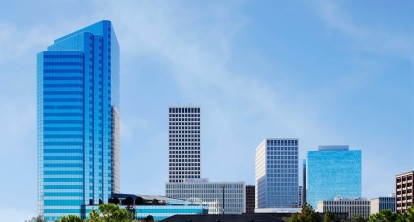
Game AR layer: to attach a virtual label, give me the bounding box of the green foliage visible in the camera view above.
[323,212,335,222]
[348,214,367,222]
[401,204,414,222]
[88,203,135,222]
[290,204,322,222]
[368,209,401,222]
[57,215,85,222]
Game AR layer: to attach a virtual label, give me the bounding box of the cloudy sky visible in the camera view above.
[0,0,413,220]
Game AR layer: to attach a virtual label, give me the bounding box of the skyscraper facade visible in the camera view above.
[255,138,299,208]
[37,20,120,221]
[307,146,361,210]
[168,106,201,183]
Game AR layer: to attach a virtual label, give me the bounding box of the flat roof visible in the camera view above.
[396,171,414,177]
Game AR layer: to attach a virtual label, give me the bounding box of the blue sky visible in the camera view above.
[0,0,413,220]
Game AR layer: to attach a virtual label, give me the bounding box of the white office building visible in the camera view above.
[255,138,299,209]
[317,197,370,219]
[168,106,201,183]
[166,179,246,214]
[370,196,396,215]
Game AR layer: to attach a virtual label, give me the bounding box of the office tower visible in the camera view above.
[246,185,255,213]
[298,186,303,207]
[370,196,396,214]
[166,179,245,214]
[255,138,299,208]
[396,171,414,213]
[306,146,361,210]
[37,20,120,221]
[168,106,201,183]
[317,197,370,219]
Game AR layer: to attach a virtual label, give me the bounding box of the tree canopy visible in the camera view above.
[290,204,322,222]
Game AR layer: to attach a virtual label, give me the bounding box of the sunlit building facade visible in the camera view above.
[168,106,201,183]
[166,180,245,214]
[37,20,120,221]
[255,138,299,209]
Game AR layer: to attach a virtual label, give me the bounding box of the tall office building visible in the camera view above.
[255,138,299,208]
[306,146,361,210]
[168,106,201,183]
[37,20,120,221]
[396,171,413,213]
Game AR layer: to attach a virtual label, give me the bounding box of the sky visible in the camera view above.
[0,0,413,221]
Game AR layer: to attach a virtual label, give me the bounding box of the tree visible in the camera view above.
[24,216,45,222]
[88,203,135,222]
[290,204,322,222]
[349,214,367,222]
[324,212,335,222]
[144,215,154,222]
[401,204,414,222]
[368,209,401,222]
[57,215,85,222]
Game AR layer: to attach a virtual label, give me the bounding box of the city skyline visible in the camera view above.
[0,1,413,221]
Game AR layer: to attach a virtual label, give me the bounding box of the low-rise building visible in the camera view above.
[111,193,207,221]
[370,196,396,214]
[317,197,370,219]
[166,179,245,214]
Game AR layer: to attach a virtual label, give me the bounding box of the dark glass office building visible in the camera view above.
[37,20,120,221]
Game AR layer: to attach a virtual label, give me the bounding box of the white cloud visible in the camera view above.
[309,0,414,61]
[0,207,35,222]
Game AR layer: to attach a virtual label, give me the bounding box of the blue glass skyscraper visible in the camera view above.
[306,146,361,210]
[37,20,120,221]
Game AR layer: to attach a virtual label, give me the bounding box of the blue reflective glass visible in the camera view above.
[307,148,362,209]
[37,20,120,220]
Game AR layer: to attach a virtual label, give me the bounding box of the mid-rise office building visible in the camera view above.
[255,138,299,208]
[299,186,303,207]
[396,171,413,213]
[306,146,361,209]
[37,20,120,221]
[246,185,255,213]
[370,196,396,215]
[166,179,245,214]
[168,106,201,183]
[317,197,370,219]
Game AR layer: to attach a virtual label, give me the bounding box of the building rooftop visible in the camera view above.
[318,145,349,151]
[396,170,414,176]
